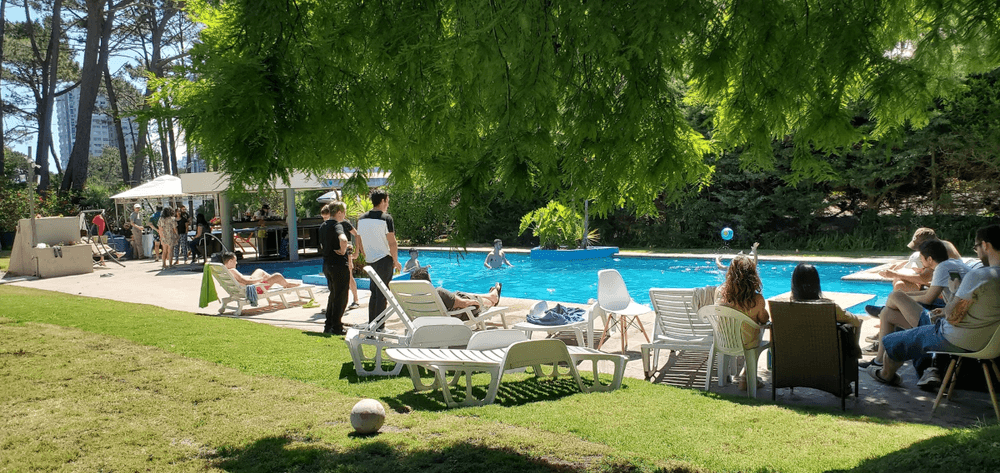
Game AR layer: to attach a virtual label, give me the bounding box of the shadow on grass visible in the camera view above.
[832,422,1000,472]
[337,361,620,412]
[211,435,673,473]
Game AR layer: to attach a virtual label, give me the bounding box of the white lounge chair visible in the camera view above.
[207,262,316,317]
[344,266,473,377]
[640,288,715,388]
[386,330,626,407]
[389,279,509,330]
[512,301,607,349]
[596,269,652,352]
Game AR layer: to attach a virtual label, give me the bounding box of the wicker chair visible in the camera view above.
[769,300,860,410]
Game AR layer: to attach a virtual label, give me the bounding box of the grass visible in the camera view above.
[1,249,9,271]
[3,285,1000,472]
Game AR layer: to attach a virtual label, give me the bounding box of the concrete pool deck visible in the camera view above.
[3,254,997,428]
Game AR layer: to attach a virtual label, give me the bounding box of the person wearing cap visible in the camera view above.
[878,228,962,292]
[129,204,145,259]
[868,225,1000,388]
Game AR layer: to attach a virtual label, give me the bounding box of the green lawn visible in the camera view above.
[2,285,999,472]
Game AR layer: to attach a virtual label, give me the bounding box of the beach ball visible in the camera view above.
[720,227,734,241]
[350,398,386,434]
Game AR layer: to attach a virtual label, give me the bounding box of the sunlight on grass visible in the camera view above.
[3,285,999,472]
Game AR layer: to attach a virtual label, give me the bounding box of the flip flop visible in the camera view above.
[867,365,901,386]
[302,299,319,309]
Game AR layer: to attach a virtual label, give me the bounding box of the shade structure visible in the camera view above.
[111,175,187,201]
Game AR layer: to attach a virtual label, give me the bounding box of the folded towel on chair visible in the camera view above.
[527,303,586,325]
[246,285,259,306]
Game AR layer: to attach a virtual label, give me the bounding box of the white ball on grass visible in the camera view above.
[350,398,386,434]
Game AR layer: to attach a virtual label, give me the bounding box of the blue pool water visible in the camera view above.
[247,251,890,313]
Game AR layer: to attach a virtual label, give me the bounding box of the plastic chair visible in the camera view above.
[596,269,651,353]
[343,266,472,377]
[640,288,715,389]
[930,324,1000,422]
[699,304,771,398]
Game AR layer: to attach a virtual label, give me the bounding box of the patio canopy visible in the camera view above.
[111,175,188,201]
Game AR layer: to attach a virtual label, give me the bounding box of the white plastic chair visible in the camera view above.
[640,288,715,389]
[386,338,586,407]
[390,280,509,330]
[930,324,1000,422]
[206,263,316,317]
[596,269,651,353]
[699,304,771,398]
[343,266,472,377]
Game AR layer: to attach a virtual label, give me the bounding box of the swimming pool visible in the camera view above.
[247,251,890,313]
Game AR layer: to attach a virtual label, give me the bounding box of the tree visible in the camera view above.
[115,0,189,182]
[3,0,72,192]
[165,1,1000,233]
[61,0,121,193]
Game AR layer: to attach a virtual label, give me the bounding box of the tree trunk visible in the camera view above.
[62,0,116,193]
[0,0,7,178]
[103,61,131,184]
[131,119,148,183]
[33,0,65,193]
[167,117,178,174]
[157,117,170,174]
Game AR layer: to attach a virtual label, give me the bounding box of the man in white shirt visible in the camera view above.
[869,225,1000,387]
[356,189,402,323]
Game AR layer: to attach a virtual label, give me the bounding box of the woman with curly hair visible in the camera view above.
[716,253,769,390]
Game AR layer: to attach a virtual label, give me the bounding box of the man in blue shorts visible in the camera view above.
[870,225,1000,387]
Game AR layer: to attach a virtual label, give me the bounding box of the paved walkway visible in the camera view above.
[4,256,996,428]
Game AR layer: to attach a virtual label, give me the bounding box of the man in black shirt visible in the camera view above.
[319,202,359,334]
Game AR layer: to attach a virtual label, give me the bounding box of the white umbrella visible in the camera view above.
[316,190,342,203]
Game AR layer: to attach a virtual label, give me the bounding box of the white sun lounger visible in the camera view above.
[207,262,316,317]
[389,279,510,331]
[386,331,626,407]
[344,266,473,377]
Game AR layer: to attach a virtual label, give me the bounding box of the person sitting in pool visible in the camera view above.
[789,263,863,345]
[409,267,500,319]
[403,248,430,274]
[484,239,513,269]
[715,242,759,271]
[715,253,769,391]
[221,252,299,289]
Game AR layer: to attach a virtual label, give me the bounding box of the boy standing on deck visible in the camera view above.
[356,189,401,323]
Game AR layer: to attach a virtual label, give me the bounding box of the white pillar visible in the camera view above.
[285,188,299,261]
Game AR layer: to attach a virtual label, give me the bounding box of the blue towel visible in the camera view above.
[246,285,259,306]
[527,304,585,326]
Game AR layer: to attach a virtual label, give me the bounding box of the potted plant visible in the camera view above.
[519,201,614,260]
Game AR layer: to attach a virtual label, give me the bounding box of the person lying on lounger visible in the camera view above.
[221,252,299,288]
[409,267,500,318]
